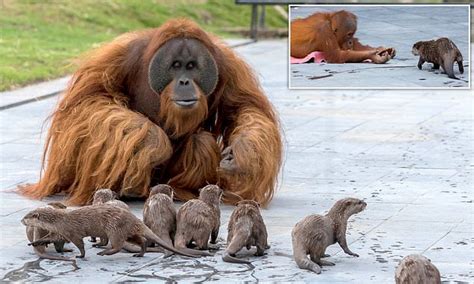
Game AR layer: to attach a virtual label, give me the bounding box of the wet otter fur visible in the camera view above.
[92,188,129,210]
[142,184,175,253]
[175,185,222,252]
[395,254,441,284]
[291,198,367,274]
[412,37,463,79]
[22,204,199,258]
[222,200,269,265]
[25,202,74,261]
[90,188,129,244]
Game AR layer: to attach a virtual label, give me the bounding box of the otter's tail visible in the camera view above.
[451,40,464,75]
[222,252,253,266]
[122,242,165,253]
[123,242,208,257]
[33,246,75,262]
[178,247,213,257]
[292,238,321,274]
[142,225,198,258]
[457,56,464,74]
[443,61,458,80]
[222,228,252,264]
[223,219,252,265]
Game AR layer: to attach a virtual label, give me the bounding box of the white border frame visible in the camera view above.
[287,4,471,90]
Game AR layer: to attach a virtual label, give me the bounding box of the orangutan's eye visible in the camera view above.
[172,61,181,69]
[186,61,195,70]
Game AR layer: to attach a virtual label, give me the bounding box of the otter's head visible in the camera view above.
[344,198,366,215]
[93,188,116,204]
[149,184,174,199]
[199,184,223,205]
[21,207,61,229]
[412,41,423,56]
[237,200,260,208]
[46,202,67,209]
[331,197,367,217]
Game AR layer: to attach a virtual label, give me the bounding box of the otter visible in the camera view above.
[142,184,212,257]
[291,198,367,274]
[175,184,222,251]
[395,254,441,284]
[25,202,73,261]
[142,184,175,254]
[92,186,167,254]
[90,188,129,244]
[412,37,463,79]
[222,200,269,265]
[22,204,199,258]
[92,188,129,210]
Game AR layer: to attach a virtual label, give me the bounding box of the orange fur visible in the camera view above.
[291,10,378,63]
[19,19,282,207]
[218,108,281,206]
[159,81,208,139]
[167,131,220,201]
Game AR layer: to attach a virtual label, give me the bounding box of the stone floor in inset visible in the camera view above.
[290,6,470,88]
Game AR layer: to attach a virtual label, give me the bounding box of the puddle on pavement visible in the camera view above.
[118,257,258,282]
[1,258,79,282]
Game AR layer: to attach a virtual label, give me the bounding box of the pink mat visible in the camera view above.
[291,51,373,64]
[290,51,326,64]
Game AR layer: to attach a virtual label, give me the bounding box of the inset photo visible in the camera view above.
[289,5,471,89]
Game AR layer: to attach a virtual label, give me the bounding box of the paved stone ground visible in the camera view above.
[0,40,473,283]
[290,5,471,88]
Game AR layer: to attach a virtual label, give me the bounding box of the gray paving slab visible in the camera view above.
[290,5,471,88]
[0,40,473,282]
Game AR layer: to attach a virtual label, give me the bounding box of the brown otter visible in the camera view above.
[175,184,222,251]
[143,184,175,254]
[395,254,441,284]
[92,188,129,210]
[22,204,199,258]
[92,186,166,254]
[111,184,208,256]
[291,198,367,274]
[222,200,269,265]
[412,37,464,79]
[25,202,73,261]
[90,188,129,244]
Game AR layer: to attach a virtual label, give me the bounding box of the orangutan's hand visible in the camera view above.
[219,146,238,173]
[219,135,253,174]
[371,51,391,64]
[376,47,396,59]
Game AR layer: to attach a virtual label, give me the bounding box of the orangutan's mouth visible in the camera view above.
[173,99,197,108]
